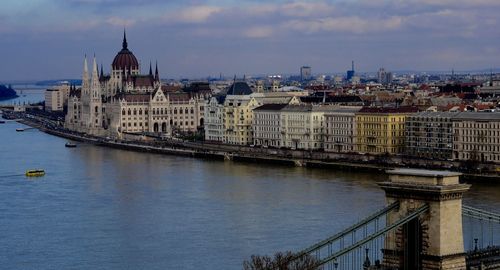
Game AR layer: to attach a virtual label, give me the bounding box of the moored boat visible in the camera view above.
[65,142,77,148]
[25,169,45,177]
[16,128,24,132]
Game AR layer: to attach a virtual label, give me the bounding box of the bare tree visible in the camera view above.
[243,251,318,270]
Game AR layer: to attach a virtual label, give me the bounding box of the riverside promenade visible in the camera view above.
[3,109,500,180]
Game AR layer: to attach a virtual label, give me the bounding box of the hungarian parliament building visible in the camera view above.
[65,32,209,138]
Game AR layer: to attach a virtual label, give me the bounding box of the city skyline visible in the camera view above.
[1,0,499,81]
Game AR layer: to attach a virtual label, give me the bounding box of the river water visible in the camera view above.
[1,92,500,269]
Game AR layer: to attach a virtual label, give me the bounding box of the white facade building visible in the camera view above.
[280,104,335,150]
[452,112,500,163]
[324,107,362,153]
[252,104,288,147]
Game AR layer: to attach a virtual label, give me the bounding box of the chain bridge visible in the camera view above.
[275,169,500,270]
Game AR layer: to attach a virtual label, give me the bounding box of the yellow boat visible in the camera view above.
[26,169,45,177]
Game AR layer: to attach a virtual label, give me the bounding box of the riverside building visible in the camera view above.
[204,82,300,145]
[65,32,208,138]
[45,84,70,112]
[405,111,459,160]
[452,112,500,163]
[280,104,336,150]
[356,107,418,155]
[252,103,288,147]
[324,107,362,153]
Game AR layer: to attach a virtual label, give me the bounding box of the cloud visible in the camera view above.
[106,17,136,27]
[283,16,404,34]
[244,26,274,38]
[281,1,335,17]
[166,5,223,24]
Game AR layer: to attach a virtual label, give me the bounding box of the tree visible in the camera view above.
[243,251,318,270]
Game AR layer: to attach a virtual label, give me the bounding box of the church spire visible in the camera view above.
[91,55,100,92]
[83,54,88,77]
[82,54,89,92]
[155,61,159,81]
[122,28,128,50]
[149,61,153,76]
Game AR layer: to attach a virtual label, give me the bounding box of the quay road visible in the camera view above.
[3,109,500,180]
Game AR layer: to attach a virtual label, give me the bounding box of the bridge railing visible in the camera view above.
[275,202,431,270]
[463,204,500,252]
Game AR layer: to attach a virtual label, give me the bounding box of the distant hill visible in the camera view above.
[0,85,18,101]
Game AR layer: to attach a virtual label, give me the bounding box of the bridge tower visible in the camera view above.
[379,169,470,270]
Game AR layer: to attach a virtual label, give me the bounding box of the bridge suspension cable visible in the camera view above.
[316,204,429,267]
[289,201,400,262]
[463,205,500,223]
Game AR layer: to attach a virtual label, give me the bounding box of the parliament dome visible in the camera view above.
[112,31,139,71]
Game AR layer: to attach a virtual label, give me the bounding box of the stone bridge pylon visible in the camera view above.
[379,169,470,270]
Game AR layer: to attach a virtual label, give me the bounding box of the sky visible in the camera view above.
[0,0,499,81]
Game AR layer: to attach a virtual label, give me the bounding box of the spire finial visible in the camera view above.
[155,61,159,81]
[122,28,128,50]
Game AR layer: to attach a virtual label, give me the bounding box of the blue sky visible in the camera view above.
[1,0,499,81]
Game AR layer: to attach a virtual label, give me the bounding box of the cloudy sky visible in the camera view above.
[1,0,499,81]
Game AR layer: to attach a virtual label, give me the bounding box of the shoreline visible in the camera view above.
[5,111,500,181]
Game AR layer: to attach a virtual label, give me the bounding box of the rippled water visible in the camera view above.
[1,111,500,269]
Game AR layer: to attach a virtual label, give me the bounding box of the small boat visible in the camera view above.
[16,128,24,132]
[65,142,77,148]
[0,120,5,124]
[26,169,45,177]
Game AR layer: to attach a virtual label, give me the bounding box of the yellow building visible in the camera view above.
[223,95,260,145]
[356,107,418,154]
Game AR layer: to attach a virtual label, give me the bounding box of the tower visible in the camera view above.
[89,55,102,130]
[379,169,470,270]
[347,61,355,81]
[80,55,91,131]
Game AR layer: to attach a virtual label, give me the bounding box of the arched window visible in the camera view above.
[139,109,142,115]
[122,109,126,115]
[95,106,98,113]
[145,109,148,115]
[174,109,177,114]
[161,108,164,115]
[128,109,131,115]
[185,108,189,114]
[133,109,137,115]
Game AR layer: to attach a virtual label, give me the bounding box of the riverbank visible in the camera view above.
[4,110,500,180]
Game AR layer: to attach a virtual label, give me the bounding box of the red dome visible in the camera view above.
[112,31,139,71]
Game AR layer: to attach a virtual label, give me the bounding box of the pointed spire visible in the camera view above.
[122,28,128,50]
[83,54,88,75]
[92,54,98,77]
[149,61,153,76]
[155,61,159,81]
[82,54,89,92]
[100,63,104,78]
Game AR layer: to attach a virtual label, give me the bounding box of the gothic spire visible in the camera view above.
[154,61,159,81]
[83,54,88,76]
[82,54,89,91]
[122,28,128,50]
[149,61,153,76]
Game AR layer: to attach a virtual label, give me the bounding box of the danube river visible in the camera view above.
[1,94,500,269]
